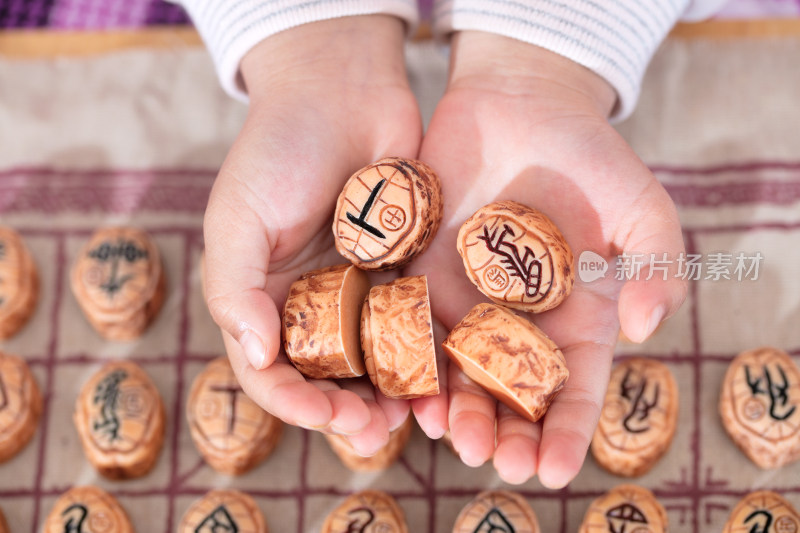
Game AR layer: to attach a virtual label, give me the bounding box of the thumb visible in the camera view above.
[203,180,281,370]
[617,186,688,343]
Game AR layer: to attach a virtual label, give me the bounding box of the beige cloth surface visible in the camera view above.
[0,24,799,532]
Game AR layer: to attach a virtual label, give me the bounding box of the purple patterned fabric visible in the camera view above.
[0,0,797,30]
[0,0,189,29]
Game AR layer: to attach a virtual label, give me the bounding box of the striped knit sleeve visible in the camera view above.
[432,0,727,121]
[178,0,419,102]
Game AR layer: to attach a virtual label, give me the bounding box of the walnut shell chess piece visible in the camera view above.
[43,486,133,533]
[71,227,165,340]
[180,489,268,533]
[719,346,800,469]
[0,506,6,533]
[325,415,412,471]
[722,490,800,533]
[442,303,568,423]
[452,490,540,533]
[591,358,679,477]
[333,157,443,271]
[187,357,283,475]
[457,200,574,313]
[0,351,42,463]
[74,360,165,479]
[283,264,370,379]
[0,227,39,340]
[361,275,439,399]
[322,490,408,533]
[579,484,667,533]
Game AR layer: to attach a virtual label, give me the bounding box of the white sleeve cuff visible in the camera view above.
[179,0,419,102]
[433,0,695,121]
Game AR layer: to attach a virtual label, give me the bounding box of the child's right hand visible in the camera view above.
[202,15,423,455]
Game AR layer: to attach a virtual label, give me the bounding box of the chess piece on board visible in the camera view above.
[592,358,679,477]
[74,360,165,479]
[187,357,282,475]
[720,347,800,469]
[71,227,165,340]
[0,227,39,340]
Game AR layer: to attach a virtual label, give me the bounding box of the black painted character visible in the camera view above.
[61,503,88,533]
[477,224,542,298]
[92,370,127,442]
[473,508,516,533]
[195,505,239,533]
[347,179,387,239]
[745,364,797,421]
[744,509,773,533]
[88,239,148,298]
[620,368,660,434]
[605,503,648,533]
[345,507,375,533]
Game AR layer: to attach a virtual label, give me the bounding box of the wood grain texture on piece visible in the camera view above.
[719,347,800,469]
[579,484,667,533]
[722,490,800,533]
[452,490,540,533]
[322,490,408,533]
[442,303,568,423]
[0,227,39,340]
[361,275,439,399]
[283,264,370,379]
[325,415,412,471]
[457,200,574,313]
[70,227,165,340]
[43,486,133,533]
[0,351,42,463]
[74,360,165,479]
[179,489,268,533]
[187,357,283,475]
[591,358,679,477]
[333,157,443,271]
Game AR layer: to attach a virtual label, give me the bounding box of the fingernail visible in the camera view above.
[643,305,667,340]
[240,329,266,369]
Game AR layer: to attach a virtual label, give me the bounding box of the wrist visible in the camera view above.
[240,15,409,101]
[448,31,617,118]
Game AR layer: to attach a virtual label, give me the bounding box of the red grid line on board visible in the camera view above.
[28,235,66,533]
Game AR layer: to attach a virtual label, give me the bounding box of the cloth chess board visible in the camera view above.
[0,20,799,533]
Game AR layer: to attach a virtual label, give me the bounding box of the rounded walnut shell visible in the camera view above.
[187,357,282,475]
[322,490,408,533]
[43,486,133,533]
[283,264,370,379]
[453,490,541,533]
[74,360,165,479]
[0,351,42,464]
[179,489,268,533]
[723,491,800,533]
[457,200,574,313]
[442,303,568,423]
[333,157,443,271]
[0,227,39,340]
[325,415,412,471]
[361,275,438,399]
[579,484,667,533]
[591,358,679,477]
[719,346,800,469]
[70,227,165,340]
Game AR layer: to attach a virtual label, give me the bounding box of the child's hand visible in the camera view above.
[202,16,422,454]
[407,31,687,486]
